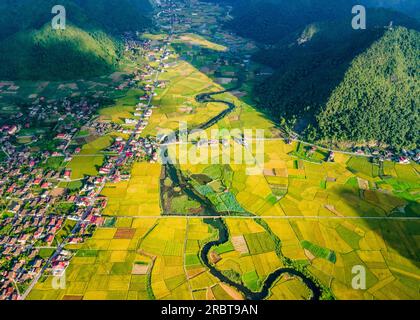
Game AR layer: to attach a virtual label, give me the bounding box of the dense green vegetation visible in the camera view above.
[206,0,419,44]
[254,10,418,123]
[0,24,120,80]
[364,0,420,19]
[205,1,419,149]
[317,27,419,150]
[78,0,152,34]
[0,0,152,41]
[0,0,152,80]
[255,12,418,121]
[222,0,353,44]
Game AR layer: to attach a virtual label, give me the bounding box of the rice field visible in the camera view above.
[28,42,420,301]
[163,54,413,296]
[101,163,162,216]
[66,155,104,180]
[264,217,420,300]
[175,33,227,52]
[65,134,117,179]
[27,217,158,300]
[98,89,145,124]
[211,219,284,292]
[141,61,226,136]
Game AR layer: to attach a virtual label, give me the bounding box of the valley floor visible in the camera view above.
[24,0,420,301]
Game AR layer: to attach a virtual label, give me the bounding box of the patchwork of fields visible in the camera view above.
[141,61,226,137]
[28,217,246,300]
[28,33,420,301]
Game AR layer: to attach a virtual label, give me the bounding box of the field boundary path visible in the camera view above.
[99,215,420,220]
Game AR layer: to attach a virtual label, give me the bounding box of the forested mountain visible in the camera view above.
[316,27,419,150]
[205,0,420,44]
[0,0,152,80]
[253,10,419,150]
[253,9,419,123]
[0,0,152,40]
[207,0,353,44]
[0,25,120,80]
[205,0,419,150]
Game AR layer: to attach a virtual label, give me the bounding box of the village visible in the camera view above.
[0,32,169,300]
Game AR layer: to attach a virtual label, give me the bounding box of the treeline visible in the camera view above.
[0,0,152,41]
[206,0,354,44]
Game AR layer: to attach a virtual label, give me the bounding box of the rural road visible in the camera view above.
[106,215,420,220]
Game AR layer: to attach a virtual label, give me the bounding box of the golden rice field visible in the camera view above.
[98,89,145,124]
[157,67,419,299]
[101,163,162,216]
[264,218,419,300]
[31,52,420,301]
[141,61,226,136]
[27,217,158,300]
[28,218,243,300]
[203,92,277,139]
[175,33,227,52]
[65,133,123,179]
[268,276,312,300]
[66,155,105,180]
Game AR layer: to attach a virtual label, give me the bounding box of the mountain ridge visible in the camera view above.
[0,0,153,80]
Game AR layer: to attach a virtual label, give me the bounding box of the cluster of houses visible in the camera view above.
[122,45,174,136]
[98,136,159,183]
[0,214,65,299]
[0,6,168,300]
[124,32,147,53]
[351,147,420,164]
[80,121,122,138]
[0,149,110,299]
[0,96,123,300]
[0,153,63,202]
[0,171,107,299]
[0,96,110,167]
[0,28,170,300]
[27,98,100,133]
[125,100,154,129]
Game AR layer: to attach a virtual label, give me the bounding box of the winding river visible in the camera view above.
[199,218,321,300]
[159,79,323,300]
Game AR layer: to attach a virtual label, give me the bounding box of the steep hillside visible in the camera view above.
[0,0,152,80]
[224,0,353,44]
[364,0,420,19]
[205,0,420,44]
[0,0,152,40]
[0,24,120,80]
[316,27,419,150]
[75,0,152,34]
[253,9,419,123]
